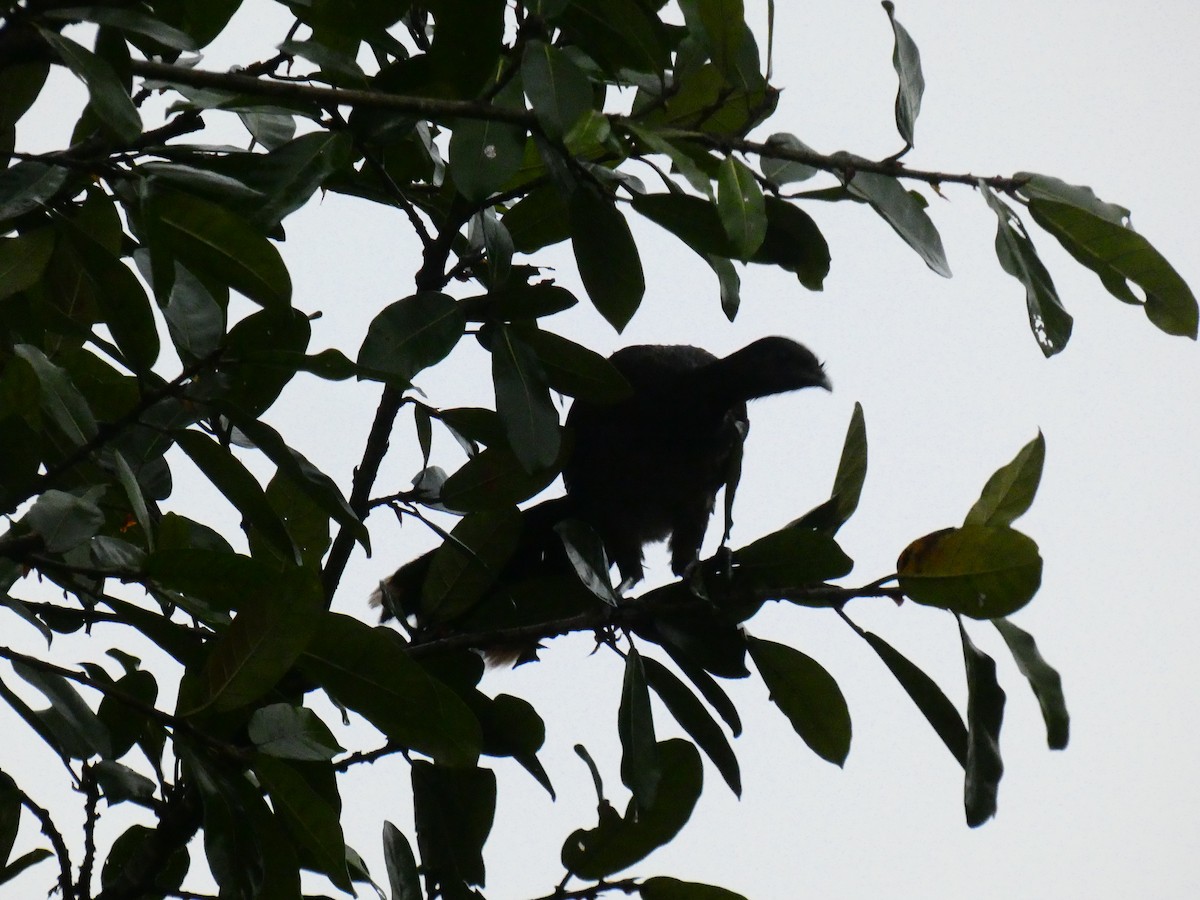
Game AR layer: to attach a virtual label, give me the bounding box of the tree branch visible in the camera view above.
[126,61,1025,193]
[14,785,74,900]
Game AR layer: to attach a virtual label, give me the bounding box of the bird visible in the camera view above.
[563,336,830,587]
[373,336,830,653]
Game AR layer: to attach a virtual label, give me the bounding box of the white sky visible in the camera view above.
[5,1,1199,898]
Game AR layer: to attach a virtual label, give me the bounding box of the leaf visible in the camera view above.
[748,637,851,766]
[299,613,481,766]
[440,445,561,512]
[411,761,496,888]
[619,649,661,810]
[959,621,1006,827]
[383,822,422,900]
[13,344,98,446]
[993,618,1069,750]
[492,324,561,472]
[57,218,160,373]
[38,29,141,142]
[25,488,105,554]
[846,170,950,277]
[421,508,522,622]
[733,526,854,592]
[883,1,924,149]
[523,40,593,139]
[502,185,571,252]
[253,757,351,890]
[43,6,200,51]
[0,228,55,301]
[0,771,20,865]
[642,877,749,900]
[632,192,733,257]
[760,133,819,186]
[706,253,742,320]
[357,291,464,386]
[570,185,646,332]
[0,848,53,886]
[1026,196,1198,339]
[556,0,672,75]
[184,567,323,714]
[716,156,766,258]
[857,629,967,766]
[687,0,747,81]
[751,197,831,290]
[897,525,1043,619]
[642,656,741,796]
[144,188,292,309]
[0,161,71,226]
[561,739,702,879]
[964,432,1045,528]
[623,123,715,197]
[13,661,113,760]
[449,112,527,203]
[248,703,345,761]
[92,760,156,804]
[555,518,620,606]
[519,329,632,402]
[174,430,298,564]
[790,402,867,534]
[982,186,1073,357]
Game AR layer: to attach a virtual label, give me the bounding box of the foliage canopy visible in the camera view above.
[0,1,1194,899]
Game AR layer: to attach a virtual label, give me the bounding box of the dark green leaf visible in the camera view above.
[964,431,1045,528]
[733,526,853,593]
[421,507,522,622]
[1027,196,1198,339]
[642,656,740,796]
[13,661,113,760]
[25,488,105,554]
[632,192,733,257]
[716,156,766,258]
[254,756,351,890]
[13,344,98,446]
[750,197,830,290]
[492,324,561,472]
[570,186,646,332]
[760,133,820,186]
[1016,172,1131,224]
[43,7,200,51]
[440,445,561,511]
[299,613,481,766]
[857,629,967,767]
[983,187,1073,357]
[92,760,156,804]
[220,307,310,416]
[642,876,749,900]
[555,518,620,606]
[706,252,741,320]
[748,637,851,766]
[357,291,464,386]
[144,188,292,309]
[661,644,742,736]
[523,40,593,139]
[846,170,950,277]
[883,1,924,148]
[184,566,322,714]
[993,618,1069,750]
[619,649,661,810]
[791,402,867,534]
[520,328,632,402]
[959,621,1005,827]
[449,112,527,204]
[174,430,298,564]
[556,0,672,75]
[248,703,345,761]
[100,824,187,894]
[0,161,71,225]
[562,739,702,879]
[897,525,1043,619]
[502,185,570,252]
[0,229,55,301]
[623,122,716,196]
[238,110,297,151]
[57,218,160,373]
[38,29,141,142]
[412,761,496,888]
[383,822,422,900]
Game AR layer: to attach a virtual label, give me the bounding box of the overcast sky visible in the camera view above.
[6,1,1200,898]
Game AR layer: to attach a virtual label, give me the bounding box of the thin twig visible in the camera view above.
[15,786,74,900]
